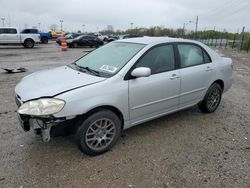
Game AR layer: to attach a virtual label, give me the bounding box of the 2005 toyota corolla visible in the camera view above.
[15,37,233,155]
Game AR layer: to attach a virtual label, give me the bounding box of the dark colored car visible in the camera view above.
[67,35,103,48]
[56,33,82,45]
[107,35,120,42]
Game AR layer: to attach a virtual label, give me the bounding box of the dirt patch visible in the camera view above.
[0,43,249,188]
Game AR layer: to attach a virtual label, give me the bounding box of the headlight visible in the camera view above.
[18,98,65,116]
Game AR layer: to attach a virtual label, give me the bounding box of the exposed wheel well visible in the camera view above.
[24,38,34,42]
[212,80,224,91]
[79,106,124,130]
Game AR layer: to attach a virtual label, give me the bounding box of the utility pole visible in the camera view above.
[130,22,134,30]
[1,18,5,27]
[194,16,198,40]
[82,24,85,33]
[38,22,41,31]
[182,23,186,36]
[60,20,63,31]
[238,26,245,51]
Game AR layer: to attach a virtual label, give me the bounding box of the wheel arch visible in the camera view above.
[212,79,224,91]
[78,105,124,130]
[24,37,34,42]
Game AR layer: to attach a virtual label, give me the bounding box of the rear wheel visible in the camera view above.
[73,43,78,48]
[41,37,48,44]
[24,39,34,48]
[75,110,122,155]
[198,83,222,113]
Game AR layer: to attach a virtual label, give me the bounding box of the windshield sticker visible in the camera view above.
[100,65,118,73]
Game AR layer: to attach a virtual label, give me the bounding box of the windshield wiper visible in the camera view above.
[80,66,100,76]
[69,63,107,77]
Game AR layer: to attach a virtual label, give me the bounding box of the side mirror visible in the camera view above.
[131,67,151,78]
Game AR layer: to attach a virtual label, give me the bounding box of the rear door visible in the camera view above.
[79,36,88,46]
[177,43,214,108]
[128,44,181,124]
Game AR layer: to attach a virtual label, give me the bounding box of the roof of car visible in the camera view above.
[116,36,196,45]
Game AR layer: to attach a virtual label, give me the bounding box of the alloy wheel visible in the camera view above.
[85,118,116,151]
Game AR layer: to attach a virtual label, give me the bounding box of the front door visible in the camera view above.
[128,44,181,124]
[5,28,19,43]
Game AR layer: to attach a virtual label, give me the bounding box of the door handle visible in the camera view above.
[170,74,180,80]
[205,66,213,72]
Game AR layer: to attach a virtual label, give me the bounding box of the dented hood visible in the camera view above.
[15,66,106,102]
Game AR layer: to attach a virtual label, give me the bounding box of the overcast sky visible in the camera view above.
[0,0,250,33]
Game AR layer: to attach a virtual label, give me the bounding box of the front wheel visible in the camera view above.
[198,83,222,113]
[75,110,122,155]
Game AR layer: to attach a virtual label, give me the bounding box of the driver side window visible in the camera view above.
[135,45,175,74]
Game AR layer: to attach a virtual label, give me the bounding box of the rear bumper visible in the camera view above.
[223,75,233,93]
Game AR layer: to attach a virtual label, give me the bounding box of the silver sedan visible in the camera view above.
[15,37,233,155]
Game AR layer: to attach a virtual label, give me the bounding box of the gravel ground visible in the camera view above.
[0,42,249,188]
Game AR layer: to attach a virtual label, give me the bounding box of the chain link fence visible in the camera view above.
[185,32,250,52]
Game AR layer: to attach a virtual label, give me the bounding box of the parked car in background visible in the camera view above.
[21,28,52,44]
[48,30,65,39]
[56,33,82,45]
[107,35,120,42]
[67,35,103,48]
[15,37,233,155]
[95,33,108,42]
[0,27,40,48]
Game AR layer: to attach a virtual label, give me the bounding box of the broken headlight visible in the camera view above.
[18,98,65,116]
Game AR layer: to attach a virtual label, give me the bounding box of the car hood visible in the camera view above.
[15,66,106,102]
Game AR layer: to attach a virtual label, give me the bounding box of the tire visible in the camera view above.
[41,37,48,44]
[73,43,78,48]
[95,43,99,48]
[198,83,222,113]
[75,110,122,156]
[24,39,34,48]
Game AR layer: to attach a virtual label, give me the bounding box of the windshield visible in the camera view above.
[74,42,145,77]
[65,34,72,38]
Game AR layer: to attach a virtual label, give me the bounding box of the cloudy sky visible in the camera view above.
[0,0,250,33]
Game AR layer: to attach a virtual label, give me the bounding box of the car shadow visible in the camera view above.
[27,105,207,157]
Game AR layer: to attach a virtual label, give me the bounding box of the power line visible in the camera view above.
[200,0,249,20]
[201,0,241,18]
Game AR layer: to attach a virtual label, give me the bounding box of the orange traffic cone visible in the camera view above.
[61,37,68,51]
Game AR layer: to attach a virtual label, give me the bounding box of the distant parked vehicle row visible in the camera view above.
[56,33,82,45]
[0,27,40,48]
[21,28,52,44]
[49,30,66,39]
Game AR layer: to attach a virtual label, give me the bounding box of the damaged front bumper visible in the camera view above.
[17,113,66,142]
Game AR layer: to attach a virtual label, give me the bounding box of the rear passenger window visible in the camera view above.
[178,44,204,68]
[0,29,4,34]
[8,29,17,34]
[203,51,211,63]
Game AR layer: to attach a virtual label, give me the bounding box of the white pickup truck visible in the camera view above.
[0,27,40,48]
[95,33,108,42]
